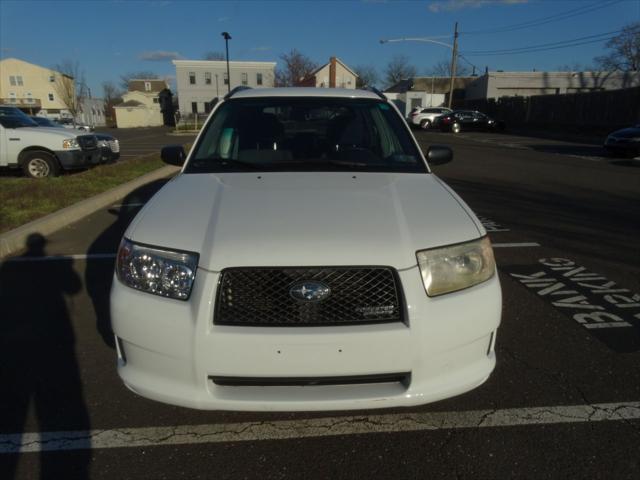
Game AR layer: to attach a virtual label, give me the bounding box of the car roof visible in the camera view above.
[230,87,382,100]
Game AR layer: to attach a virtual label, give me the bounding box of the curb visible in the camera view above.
[0,165,180,259]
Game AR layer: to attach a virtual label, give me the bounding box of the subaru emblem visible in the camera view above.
[289,281,331,302]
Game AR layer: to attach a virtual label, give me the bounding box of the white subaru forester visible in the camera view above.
[111,87,501,411]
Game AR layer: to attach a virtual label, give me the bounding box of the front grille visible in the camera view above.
[211,373,410,387]
[77,135,98,151]
[215,267,404,326]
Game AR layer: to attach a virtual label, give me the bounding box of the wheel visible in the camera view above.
[420,119,431,130]
[21,151,60,178]
[451,123,461,134]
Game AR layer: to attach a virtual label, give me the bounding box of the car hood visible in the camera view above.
[127,172,483,271]
[11,126,79,139]
[609,127,640,138]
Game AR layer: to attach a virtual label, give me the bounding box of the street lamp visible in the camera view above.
[221,31,232,93]
[380,24,459,109]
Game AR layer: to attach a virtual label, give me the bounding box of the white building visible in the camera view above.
[466,71,640,100]
[298,57,358,89]
[114,79,168,128]
[173,60,276,115]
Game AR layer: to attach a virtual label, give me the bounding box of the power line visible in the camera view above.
[462,26,639,57]
[461,0,622,35]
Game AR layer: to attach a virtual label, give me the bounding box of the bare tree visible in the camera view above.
[274,49,317,87]
[203,51,225,60]
[383,54,417,87]
[53,60,86,124]
[119,71,159,91]
[102,81,122,126]
[595,21,640,71]
[426,58,471,77]
[353,65,379,88]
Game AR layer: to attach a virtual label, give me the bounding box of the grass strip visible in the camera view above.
[0,151,176,234]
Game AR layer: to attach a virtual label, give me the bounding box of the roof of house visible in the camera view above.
[128,79,168,93]
[116,100,145,107]
[385,76,478,93]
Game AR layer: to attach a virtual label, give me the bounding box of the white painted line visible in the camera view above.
[493,242,541,248]
[2,401,639,454]
[3,253,116,263]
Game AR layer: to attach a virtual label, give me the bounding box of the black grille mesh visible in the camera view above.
[215,267,403,326]
[77,135,98,150]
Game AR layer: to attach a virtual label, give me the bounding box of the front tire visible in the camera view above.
[21,151,60,178]
[451,123,461,134]
[420,119,431,130]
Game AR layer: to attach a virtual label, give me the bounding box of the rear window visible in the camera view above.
[186,97,425,173]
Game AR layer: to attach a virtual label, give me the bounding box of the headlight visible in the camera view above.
[116,238,199,300]
[417,237,496,297]
[62,138,79,149]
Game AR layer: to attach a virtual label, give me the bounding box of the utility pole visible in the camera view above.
[447,22,459,109]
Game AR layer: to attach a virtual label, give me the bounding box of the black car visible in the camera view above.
[437,110,505,133]
[95,134,120,163]
[604,125,640,158]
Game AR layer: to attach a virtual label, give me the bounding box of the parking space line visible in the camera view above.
[2,401,639,454]
[493,242,541,248]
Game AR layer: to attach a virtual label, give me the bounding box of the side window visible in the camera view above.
[189,72,196,85]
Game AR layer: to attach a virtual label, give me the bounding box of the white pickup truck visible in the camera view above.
[0,106,101,178]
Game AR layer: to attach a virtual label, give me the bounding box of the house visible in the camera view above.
[384,76,477,117]
[466,71,640,100]
[113,79,169,128]
[298,57,358,89]
[173,60,276,115]
[0,57,74,117]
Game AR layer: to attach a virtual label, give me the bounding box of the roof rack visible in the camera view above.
[224,86,252,100]
[363,86,387,100]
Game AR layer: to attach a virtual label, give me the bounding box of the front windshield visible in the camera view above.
[186,97,425,173]
[0,107,39,128]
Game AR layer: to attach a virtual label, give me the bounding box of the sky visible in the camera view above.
[1,0,638,97]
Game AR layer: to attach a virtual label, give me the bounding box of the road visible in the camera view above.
[1,129,639,479]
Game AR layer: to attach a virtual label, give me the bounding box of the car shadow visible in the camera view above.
[85,179,171,349]
[0,234,91,479]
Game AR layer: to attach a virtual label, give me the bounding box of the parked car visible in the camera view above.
[110,86,502,411]
[409,107,452,130]
[0,106,101,178]
[604,125,640,158]
[57,117,94,132]
[437,110,505,133]
[95,133,120,163]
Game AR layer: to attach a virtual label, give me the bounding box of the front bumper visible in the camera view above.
[111,267,501,411]
[54,149,102,170]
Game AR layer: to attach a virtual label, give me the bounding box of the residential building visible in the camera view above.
[298,57,358,89]
[466,71,640,100]
[114,79,169,128]
[0,57,74,117]
[384,77,477,117]
[173,60,276,115]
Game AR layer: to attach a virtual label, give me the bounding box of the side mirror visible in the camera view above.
[161,145,186,166]
[426,145,453,166]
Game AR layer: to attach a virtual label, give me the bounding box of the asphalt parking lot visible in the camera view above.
[1,129,639,479]
[94,126,195,159]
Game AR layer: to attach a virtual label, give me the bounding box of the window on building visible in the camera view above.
[49,75,55,82]
[48,93,55,101]
[9,76,16,86]
[145,81,151,91]
[16,76,23,86]
[26,92,33,104]
[224,72,229,85]
[153,97,159,103]
[257,73,263,86]
[241,73,248,86]
[204,102,212,114]
[191,102,198,113]
[189,72,196,85]
[205,72,212,85]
